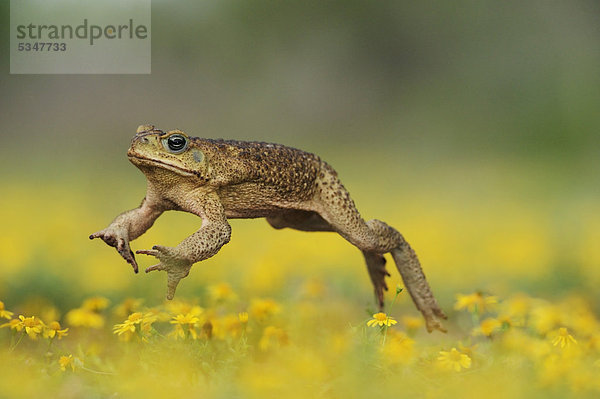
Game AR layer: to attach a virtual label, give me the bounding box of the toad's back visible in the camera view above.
[195,138,325,212]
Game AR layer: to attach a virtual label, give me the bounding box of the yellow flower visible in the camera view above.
[497,314,519,328]
[561,299,600,337]
[0,301,14,320]
[171,313,200,326]
[530,302,562,334]
[208,282,238,302]
[437,348,472,372]
[113,321,136,336]
[367,312,398,327]
[381,331,415,365]
[59,355,76,372]
[586,333,600,352]
[502,293,531,318]
[401,315,424,331]
[458,342,478,358]
[213,315,245,339]
[66,308,105,328]
[474,317,501,337]
[18,315,44,339]
[82,296,110,312]
[568,368,597,393]
[169,324,186,340]
[1,318,22,331]
[551,327,577,349]
[128,312,145,324]
[259,326,288,351]
[113,312,157,340]
[165,300,203,318]
[113,298,144,319]
[169,313,200,340]
[454,292,498,314]
[539,353,572,386]
[140,313,157,331]
[249,298,281,321]
[43,321,69,339]
[238,312,249,324]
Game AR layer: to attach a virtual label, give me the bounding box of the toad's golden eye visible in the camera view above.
[162,134,188,154]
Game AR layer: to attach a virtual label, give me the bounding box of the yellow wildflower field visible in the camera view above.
[0,157,599,399]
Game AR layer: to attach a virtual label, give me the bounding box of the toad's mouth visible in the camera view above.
[127,151,196,177]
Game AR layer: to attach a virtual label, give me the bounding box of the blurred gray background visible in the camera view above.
[1,1,598,165]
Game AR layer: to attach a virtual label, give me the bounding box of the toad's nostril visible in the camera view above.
[140,137,149,144]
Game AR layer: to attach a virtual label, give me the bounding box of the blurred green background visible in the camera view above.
[0,1,599,311]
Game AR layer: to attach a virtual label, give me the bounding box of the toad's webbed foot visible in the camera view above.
[90,227,139,273]
[136,245,193,300]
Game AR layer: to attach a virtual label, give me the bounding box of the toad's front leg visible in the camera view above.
[137,193,231,300]
[90,197,164,273]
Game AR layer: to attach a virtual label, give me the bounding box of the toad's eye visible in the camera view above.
[163,134,188,154]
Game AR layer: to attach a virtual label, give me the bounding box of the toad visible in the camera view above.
[90,125,446,332]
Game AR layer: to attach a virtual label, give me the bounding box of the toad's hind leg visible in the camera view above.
[267,210,390,309]
[367,220,447,332]
[315,165,447,332]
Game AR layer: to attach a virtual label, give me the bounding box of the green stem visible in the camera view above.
[390,287,403,309]
[381,287,402,347]
[152,329,166,339]
[471,304,480,326]
[80,366,116,375]
[9,332,25,352]
[47,337,55,352]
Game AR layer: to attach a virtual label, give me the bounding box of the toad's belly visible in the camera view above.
[217,181,315,219]
[222,199,308,219]
[224,207,282,219]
